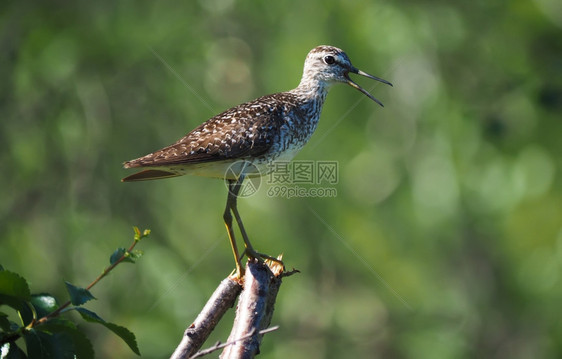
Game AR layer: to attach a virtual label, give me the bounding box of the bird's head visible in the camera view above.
[301,45,392,106]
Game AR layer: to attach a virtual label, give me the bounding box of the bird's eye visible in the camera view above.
[323,55,336,65]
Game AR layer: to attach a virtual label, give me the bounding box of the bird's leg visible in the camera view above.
[224,180,244,278]
[226,174,258,258]
[229,175,285,268]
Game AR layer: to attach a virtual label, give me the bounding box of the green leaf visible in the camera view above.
[110,248,124,265]
[20,294,60,325]
[24,328,76,359]
[129,249,143,260]
[64,282,95,306]
[74,307,140,355]
[31,294,59,317]
[110,248,135,264]
[102,322,140,356]
[0,271,30,299]
[0,270,31,311]
[35,318,94,359]
[73,307,104,323]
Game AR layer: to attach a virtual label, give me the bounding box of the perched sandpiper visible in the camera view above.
[122,45,392,277]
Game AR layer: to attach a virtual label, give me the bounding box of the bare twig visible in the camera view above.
[170,277,243,359]
[189,326,279,359]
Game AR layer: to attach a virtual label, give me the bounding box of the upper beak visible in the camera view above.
[346,67,392,107]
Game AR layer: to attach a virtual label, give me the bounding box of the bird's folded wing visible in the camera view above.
[123,95,289,169]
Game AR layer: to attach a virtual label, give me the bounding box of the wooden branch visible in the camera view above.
[170,277,243,359]
[219,259,284,359]
[170,256,289,359]
[189,326,279,359]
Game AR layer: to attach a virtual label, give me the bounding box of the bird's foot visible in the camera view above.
[245,249,285,272]
[229,263,245,281]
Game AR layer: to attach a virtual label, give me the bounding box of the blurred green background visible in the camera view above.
[1,0,561,358]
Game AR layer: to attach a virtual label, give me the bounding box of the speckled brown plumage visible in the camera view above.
[124,92,309,168]
[122,45,391,182]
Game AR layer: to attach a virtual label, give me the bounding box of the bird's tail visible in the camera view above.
[121,169,181,182]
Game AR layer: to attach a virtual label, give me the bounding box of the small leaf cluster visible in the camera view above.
[0,227,150,358]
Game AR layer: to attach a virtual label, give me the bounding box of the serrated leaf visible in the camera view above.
[64,282,95,306]
[65,328,94,359]
[35,318,94,359]
[74,307,140,355]
[0,271,31,312]
[102,322,140,356]
[0,271,30,299]
[24,328,76,359]
[73,307,104,323]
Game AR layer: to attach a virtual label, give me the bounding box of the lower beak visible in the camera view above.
[346,68,392,107]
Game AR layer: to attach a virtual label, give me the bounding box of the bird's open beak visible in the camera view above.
[346,68,392,107]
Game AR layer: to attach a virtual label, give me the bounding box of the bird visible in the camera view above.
[122,45,392,278]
